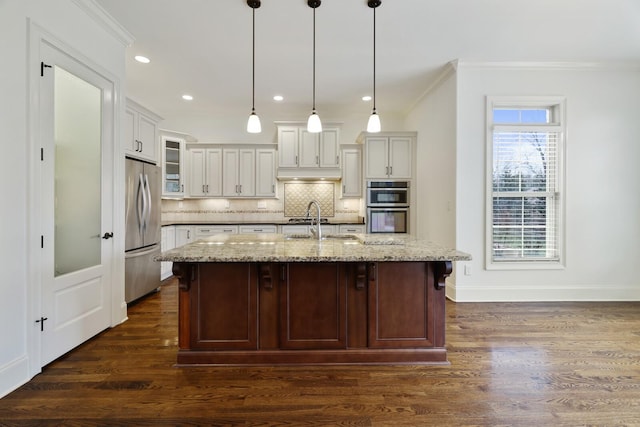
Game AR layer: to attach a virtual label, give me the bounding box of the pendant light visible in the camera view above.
[307,0,322,133]
[367,0,382,133]
[246,0,262,133]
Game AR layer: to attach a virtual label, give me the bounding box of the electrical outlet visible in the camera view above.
[257,201,267,209]
[464,265,471,276]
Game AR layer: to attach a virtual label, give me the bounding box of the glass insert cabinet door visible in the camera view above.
[54,66,102,276]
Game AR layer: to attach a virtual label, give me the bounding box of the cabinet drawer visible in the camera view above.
[338,224,366,234]
[239,225,277,234]
[195,226,238,238]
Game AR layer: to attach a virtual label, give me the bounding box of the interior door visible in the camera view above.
[39,41,113,366]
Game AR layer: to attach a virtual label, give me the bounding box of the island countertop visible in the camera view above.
[156,233,471,263]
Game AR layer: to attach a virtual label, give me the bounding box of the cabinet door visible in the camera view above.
[278,127,299,167]
[222,149,239,196]
[255,149,276,197]
[238,149,255,196]
[138,113,158,162]
[368,262,434,348]
[279,263,347,349]
[188,148,207,196]
[388,137,412,179]
[124,108,137,154]
[205,148,223,196]
[299,130,320,167]
[320,128,340,168]
[189,263,258,350]
[365,137,389,178]
[174,226,193,247]
[162,137,184,197]
[341,148,362,197]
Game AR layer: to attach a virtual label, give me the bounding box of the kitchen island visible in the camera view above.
[156,233,471,365]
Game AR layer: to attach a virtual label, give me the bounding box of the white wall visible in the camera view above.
[405,65,457,246]
[0,0,127,398]
[451,63,640,301]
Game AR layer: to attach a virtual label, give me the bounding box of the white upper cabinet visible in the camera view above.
[278,127,299,168]
[161,136,185,198]
[341,147,362,197]
[186,144,276,199]
[223,148,255,197]
[124,99,162,163]
[189,147,222,197]
[276,123,341,179]
[364,133,414,179]
[255,148,276,197]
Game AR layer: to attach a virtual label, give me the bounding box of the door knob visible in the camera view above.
[102,232,114,239]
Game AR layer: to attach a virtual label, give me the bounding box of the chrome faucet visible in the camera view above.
[305,200,322,240]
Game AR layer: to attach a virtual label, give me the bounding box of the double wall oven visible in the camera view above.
[366,181,410,234]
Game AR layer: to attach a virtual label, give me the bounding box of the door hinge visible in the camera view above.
[40,62,52,77]
[35,316,48,332]
[41,235,44,248]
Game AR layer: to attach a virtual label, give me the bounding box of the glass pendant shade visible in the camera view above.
[367,109,381,133]
[247,110,261,133]
[307,110,322,133]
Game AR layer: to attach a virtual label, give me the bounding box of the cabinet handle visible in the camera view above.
[343,184,346,193]
[206,184,209,193]
[202,184,205,193]
[239,184,242,193]
[181,184,184,192]
[389,166,393,175]
[140,141,143,152]
[356,263,366,290]
[316,155,319,165]
[272,184,275,193]
[187,230,190,239]
[336,155,339,164]
[295,155,298,165]
[385,166,389,175]
[260,264,272,290]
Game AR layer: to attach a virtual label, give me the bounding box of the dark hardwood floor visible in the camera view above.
[1,278,639,426]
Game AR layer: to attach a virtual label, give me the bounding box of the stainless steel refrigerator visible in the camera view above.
[125,157,161,303]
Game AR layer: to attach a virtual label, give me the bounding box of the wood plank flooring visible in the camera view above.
[1,278,639,426]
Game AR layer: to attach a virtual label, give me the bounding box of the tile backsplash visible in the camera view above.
[161,182,362,223]
[283,182,334,217]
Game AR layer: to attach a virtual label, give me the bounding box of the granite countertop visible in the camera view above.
[155,233,471,263]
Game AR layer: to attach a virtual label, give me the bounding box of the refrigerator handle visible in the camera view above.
[144,173,152,233]
[137,173,145,235]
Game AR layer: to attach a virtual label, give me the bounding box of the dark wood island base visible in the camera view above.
[172,260,452,366]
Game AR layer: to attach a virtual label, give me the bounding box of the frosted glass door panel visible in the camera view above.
[54,66,102,276]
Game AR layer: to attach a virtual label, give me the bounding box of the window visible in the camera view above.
[486,97,565,269]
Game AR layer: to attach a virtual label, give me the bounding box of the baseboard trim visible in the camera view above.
[0,355,30,399]
[447,282,640,302]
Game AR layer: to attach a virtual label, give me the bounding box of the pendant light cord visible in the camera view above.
[252,6,256,112]
[372,5,376,111]
[312,6,316,111]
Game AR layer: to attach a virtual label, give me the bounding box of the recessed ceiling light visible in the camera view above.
[134,55,150,64]
[182,94,193,101]
[273,95,284,101]
[362,96,372,102]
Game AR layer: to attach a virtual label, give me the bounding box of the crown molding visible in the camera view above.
[455,60,640,72]
[71,0,135,47]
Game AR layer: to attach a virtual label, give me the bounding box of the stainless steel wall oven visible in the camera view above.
[366,181,410,234]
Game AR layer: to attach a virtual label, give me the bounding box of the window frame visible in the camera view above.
[485,96,566,270]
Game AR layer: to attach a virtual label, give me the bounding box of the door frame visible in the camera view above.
[27,23,127,377]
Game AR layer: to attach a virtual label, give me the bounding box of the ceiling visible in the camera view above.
[95,0,640,136]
